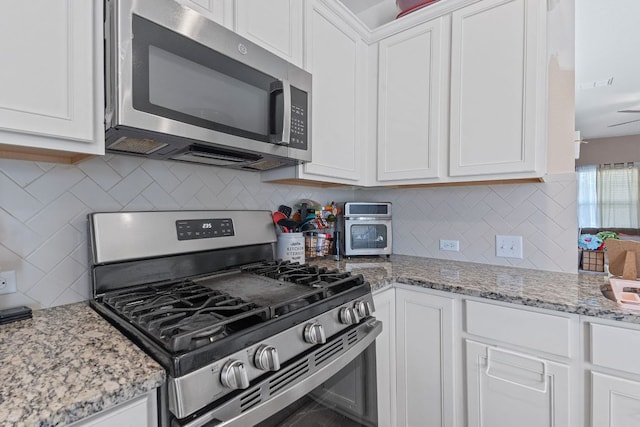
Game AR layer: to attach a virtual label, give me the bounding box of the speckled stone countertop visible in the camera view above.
[0,302,165,427]
[313,255,640,323]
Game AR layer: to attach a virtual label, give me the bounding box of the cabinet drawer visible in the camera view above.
[464,300,573,357]
[591,323,640,375]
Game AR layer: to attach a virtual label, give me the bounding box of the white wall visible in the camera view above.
[0,155,578,310]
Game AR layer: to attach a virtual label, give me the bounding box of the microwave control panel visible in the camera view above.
[289,86,308,150]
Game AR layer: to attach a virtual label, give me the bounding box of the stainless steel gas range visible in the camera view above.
[88,210,380,426]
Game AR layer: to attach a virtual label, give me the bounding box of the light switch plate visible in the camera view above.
[496,235,523,259]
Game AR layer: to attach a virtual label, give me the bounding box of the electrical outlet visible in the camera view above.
[496,235,523,259]
[439,239,460,252]
[0,271,17,295]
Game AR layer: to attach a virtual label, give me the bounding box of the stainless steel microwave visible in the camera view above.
[104,0,312,171]
[344,202,392,257]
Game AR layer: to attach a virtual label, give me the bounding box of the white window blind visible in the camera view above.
[577,163,640,229]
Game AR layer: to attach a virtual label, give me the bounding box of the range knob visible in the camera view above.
[220,360,250,390]
[354,300,372,318]
[339,306,361,325]
[254,345,280,371]
[303,322,326,345]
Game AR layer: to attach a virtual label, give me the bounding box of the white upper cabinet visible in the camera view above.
[302,1,366,182]
[449,0,546,177]
[176,0,233,27]
[262,0,367,184]
[376,16,448,182]
[0,0,104,161]
[235,0,305,67]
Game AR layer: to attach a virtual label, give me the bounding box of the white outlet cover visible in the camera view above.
[496,235,523,259]
[0,270,17,295]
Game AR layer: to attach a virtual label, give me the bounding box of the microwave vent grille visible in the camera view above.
[108,137,168,154]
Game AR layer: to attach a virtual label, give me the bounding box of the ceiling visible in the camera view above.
[575,0,640,140]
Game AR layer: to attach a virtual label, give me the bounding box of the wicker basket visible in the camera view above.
[581,250,604,272]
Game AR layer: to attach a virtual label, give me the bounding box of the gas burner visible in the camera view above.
[103,281,269,352]
[241,262,356,289]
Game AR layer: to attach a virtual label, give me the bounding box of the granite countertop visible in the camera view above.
[0,255,635,426]
[313,254,640,323]
[0,302,165,427]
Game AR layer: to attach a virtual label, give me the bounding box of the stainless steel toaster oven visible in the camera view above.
[343,202,392,257]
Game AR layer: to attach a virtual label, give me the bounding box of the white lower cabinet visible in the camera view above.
[374,288,396,427]
[376,286,640,427]
[68,392,157,427]
[587,320,640,427]
[396,287,456,427]
[592,372,640,427]
[465,340,571,427]
[463,299,579,427]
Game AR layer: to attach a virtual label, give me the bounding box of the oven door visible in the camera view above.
[176,319,381,427]
[344,219,392,256]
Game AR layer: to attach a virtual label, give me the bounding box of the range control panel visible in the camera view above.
[176,219,234,240]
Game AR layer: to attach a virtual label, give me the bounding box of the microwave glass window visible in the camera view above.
[148,46,269,135]
[350,225,388,249]
[132,15,278,142]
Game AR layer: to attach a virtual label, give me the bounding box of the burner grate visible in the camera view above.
[102,280,269,352]
[241,261,359,288]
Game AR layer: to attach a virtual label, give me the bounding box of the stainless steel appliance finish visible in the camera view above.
[89,210,379,426]
[104,0,312,171]
[344,202,393,257]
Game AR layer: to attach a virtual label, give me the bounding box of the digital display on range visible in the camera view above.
[176,219,234,240]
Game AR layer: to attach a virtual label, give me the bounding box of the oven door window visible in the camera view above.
[131,15,279,142]
[255,344,378,427]
[350,224,388,250]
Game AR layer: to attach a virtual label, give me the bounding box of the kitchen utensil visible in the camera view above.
[278,205,292,218]
[272,211,287,232]
[277,218,300,232]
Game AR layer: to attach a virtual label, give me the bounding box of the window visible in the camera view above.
[577,163,640,228]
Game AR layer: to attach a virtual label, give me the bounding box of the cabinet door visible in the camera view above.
[300,1,366,182]
[592,371,640,427]
[396,288,455,427]
[373,288,396,427]
[465,340,571,427]
[176,0,233,27]
[0,1,103,155]
[235,0,304,67]
[449,0,545,177]
[377,17,447,182]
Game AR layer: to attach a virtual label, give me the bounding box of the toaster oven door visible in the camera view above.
[344,219,392,256]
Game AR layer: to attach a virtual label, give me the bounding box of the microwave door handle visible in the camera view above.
[269,79,291,145]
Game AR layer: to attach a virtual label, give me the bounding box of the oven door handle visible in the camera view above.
[182,319,382,427]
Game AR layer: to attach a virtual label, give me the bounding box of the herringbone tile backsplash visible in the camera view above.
[0,155,578,310]
[362,173,578,272]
